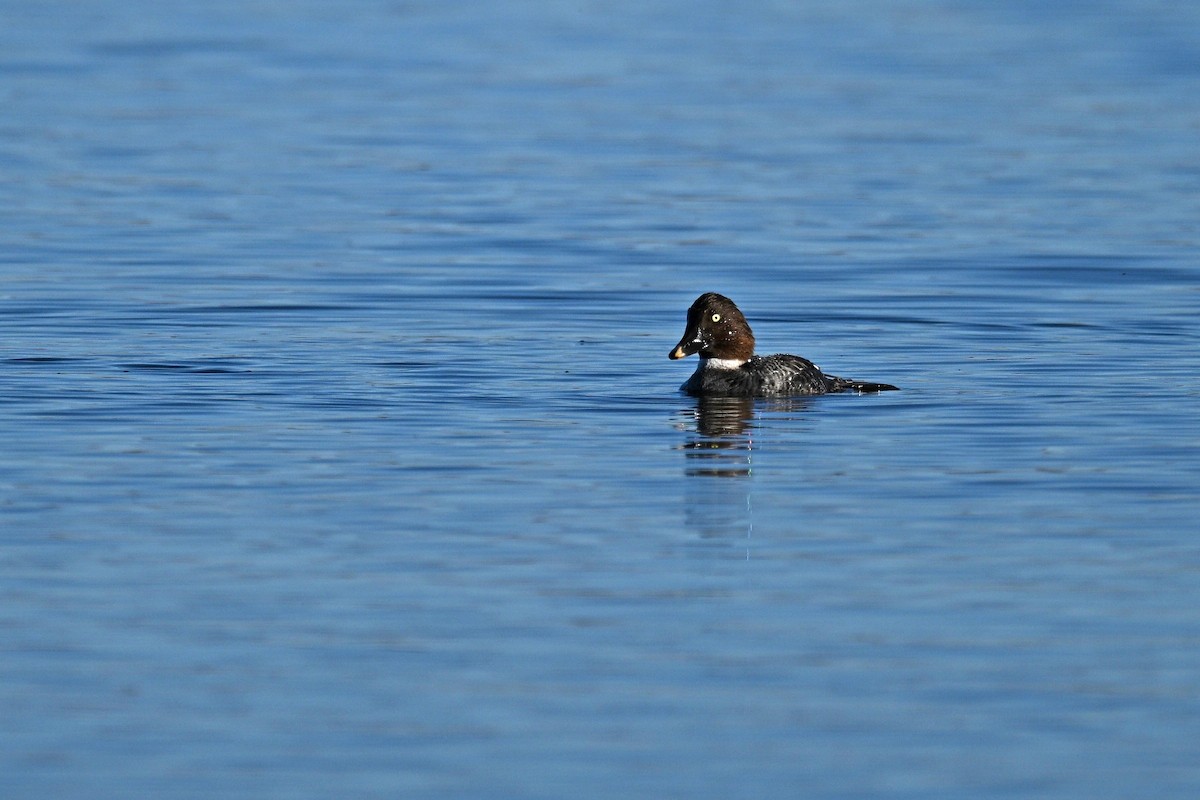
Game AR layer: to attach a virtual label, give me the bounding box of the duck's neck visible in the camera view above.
[700,356,748,370]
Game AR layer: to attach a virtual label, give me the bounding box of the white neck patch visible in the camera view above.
[700,357,747,371]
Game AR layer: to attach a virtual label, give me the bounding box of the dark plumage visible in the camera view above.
[668,292,898,397]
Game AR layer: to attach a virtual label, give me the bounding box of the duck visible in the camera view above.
[668,292,898,397]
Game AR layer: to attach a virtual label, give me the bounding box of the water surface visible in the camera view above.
[2,1,1200,798]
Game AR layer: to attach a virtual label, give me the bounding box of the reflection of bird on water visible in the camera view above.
[676,397,757,549]
[677,396,821,478]
[677,396,825,552]
[679,397,756,478]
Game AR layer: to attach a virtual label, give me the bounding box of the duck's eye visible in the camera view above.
[711,313,721,323]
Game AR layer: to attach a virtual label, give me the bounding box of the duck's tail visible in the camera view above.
[832,377,899,393]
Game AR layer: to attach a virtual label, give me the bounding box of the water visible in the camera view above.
[3,1,1200,797]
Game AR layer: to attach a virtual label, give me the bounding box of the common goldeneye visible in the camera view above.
[669,292,898,397]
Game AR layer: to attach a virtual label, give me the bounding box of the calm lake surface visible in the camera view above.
[3,1,1200,797]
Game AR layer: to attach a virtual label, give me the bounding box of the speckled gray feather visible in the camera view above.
[681,354,882,397]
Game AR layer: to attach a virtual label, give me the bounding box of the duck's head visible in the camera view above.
[669,292,756,365]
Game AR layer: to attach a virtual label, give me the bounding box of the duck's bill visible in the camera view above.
[669,337,702,360]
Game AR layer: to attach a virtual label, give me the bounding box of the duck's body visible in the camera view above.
[669,293,897,398]
[680,353,895,396]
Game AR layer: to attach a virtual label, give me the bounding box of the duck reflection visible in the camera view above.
[676,396,819,476]
[675,397,755,548]
[675,397,817,549]
[679,396,757,478]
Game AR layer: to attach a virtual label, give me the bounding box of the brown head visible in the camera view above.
[668,293,756,363]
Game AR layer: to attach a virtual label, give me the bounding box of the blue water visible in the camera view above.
[3,1,1200,798]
